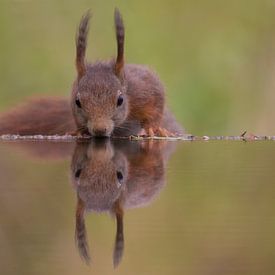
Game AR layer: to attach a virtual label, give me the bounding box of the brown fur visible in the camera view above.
[0,97,75,135]
[114,8,125,78]
[76,10,91,80]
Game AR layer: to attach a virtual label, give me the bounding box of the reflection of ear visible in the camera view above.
[113,200,124,268]
[75,196,91,264]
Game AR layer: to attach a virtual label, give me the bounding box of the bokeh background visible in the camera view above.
[1,2,275,274]
[1,0,275,135]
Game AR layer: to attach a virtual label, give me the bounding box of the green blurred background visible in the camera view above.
[1,0,275,135]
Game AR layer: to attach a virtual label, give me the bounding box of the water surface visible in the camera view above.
[0,140,274,275]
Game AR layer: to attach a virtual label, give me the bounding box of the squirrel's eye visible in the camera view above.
[75,169,82,178]
[116,171,123,182]
[117,94,123,107]
[75,99,82,108]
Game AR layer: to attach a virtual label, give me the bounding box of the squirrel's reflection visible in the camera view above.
[70,139,174,267]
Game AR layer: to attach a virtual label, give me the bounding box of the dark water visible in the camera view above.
[0,140,274,275]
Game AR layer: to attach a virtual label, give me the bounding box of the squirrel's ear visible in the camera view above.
[76,10,91,80]
[114,8,125,79]
[113,199,124,268]
[75,196,91,264]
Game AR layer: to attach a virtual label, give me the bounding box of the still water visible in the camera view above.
[0,139,274,275]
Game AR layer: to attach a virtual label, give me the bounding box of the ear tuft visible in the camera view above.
[76,10,91,80]
[114,8,125,78]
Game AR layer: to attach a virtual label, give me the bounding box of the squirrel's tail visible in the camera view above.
[76,10,91,80]
[114,8,125,77]
[0,97,75,135]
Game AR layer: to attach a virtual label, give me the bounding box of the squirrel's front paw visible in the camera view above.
[69,129,91,138]
[145,127,175,137]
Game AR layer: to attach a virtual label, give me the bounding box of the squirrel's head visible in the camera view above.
[72,9,127,137]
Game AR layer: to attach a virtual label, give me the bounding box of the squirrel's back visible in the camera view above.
[123,64,184,135]
[0,97,75,135]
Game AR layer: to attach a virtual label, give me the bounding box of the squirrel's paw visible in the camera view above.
[69,129,91,138]
[146,127,175,138]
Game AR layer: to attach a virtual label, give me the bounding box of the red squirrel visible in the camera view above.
[0,9,183,137]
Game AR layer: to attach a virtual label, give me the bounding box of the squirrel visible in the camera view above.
[0,9,183,137]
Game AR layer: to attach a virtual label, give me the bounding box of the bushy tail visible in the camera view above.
[0,97,75,135]
[76,10,91,80]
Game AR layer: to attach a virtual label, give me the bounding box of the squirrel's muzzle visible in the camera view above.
[88,120,114,137]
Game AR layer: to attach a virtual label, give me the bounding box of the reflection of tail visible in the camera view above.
[113,201,124,268]
[75,196,91,264]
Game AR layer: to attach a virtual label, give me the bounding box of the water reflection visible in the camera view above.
[70,139,174,267]
[1,141,275,274]
[0,139,174,269]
